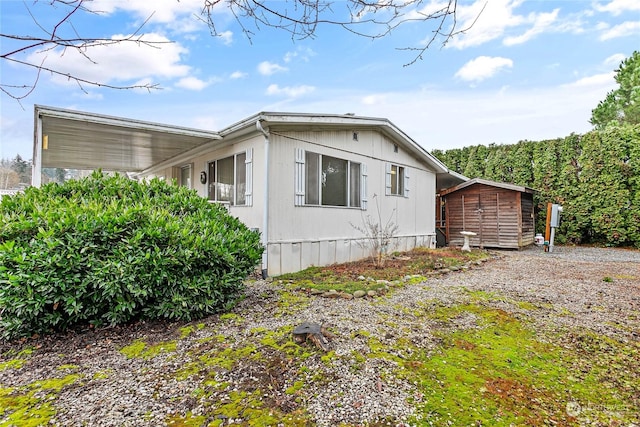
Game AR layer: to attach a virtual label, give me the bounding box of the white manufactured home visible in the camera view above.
[33,106,463,275]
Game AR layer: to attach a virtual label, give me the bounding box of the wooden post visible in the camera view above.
[544,202,552,252]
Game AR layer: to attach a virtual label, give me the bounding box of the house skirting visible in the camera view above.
[267,234,436,276]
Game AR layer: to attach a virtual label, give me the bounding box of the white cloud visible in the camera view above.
[455,56,513,83]
[88,0,203,24]
[284,47,316,63]
[230,71,247,79]
[219,31,234,45]
[444,0,526,49]
[362,95,386,105]
[599,21,640,40]
[503,9,559,45]
[26,33,191,87]
[175,76,210,90]
[593,0,640,16]
[564,72,615,87]
[604,53,627,67]
[266,84,315,97]
[257,61,288,75]
[442,0,580,49]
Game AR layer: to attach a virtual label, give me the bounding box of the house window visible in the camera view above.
[207,150,252,206]
[180,164,192,188]
[386,163,409,197]
[295,149,366,208]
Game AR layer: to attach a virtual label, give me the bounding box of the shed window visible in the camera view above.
[295,148,366,208]
[386,163,409,197]
[207,149,252,206]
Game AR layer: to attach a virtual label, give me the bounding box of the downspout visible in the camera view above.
[256,119,270,279]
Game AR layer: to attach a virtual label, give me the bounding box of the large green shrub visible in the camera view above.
[0,172,263,339]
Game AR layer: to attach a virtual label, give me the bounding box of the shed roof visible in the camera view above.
[439,177,537,196]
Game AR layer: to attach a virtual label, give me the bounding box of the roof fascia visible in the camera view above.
[35,105,222,140]
[219,112,449,173]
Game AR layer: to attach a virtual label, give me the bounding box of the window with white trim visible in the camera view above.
[207,149,253,206]
[295,148,367,208]
[179,164,192,188]
[386,163,409,197]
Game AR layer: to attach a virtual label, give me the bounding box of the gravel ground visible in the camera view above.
[1,246,639,426]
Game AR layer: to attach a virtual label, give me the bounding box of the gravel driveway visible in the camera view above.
[1,246,638,426]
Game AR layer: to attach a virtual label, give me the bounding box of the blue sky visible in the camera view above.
[1,0,639,161]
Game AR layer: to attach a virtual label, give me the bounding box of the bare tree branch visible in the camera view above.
[2,0,472,100]
[399,1,487,66]
[0,0,166,100]
[201,0,473,64]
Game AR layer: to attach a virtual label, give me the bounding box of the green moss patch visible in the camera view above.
[0,348,34,372]
[371,301,640,426]
[169,325,334,425]
[119,339,177,359]
[0,374,80,426]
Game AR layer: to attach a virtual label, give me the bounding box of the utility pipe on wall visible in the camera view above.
[256,119,270,279]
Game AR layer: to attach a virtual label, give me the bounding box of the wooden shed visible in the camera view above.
[438,178,536,249]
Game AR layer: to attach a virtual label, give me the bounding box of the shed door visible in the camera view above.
[462,193,499,248]
[475,193,499,248]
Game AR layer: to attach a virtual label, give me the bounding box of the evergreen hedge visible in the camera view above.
[0,172,263,339]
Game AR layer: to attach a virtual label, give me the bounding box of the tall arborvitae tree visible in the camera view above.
[556,134,583,243]
[532,139,561,205]
[462,145,487,178]
[575,127,633,244]
[511,141,535,186]
[590,51,640,129]
[484,144,511,183]
[627,126,640,245]
[432,148,466,174]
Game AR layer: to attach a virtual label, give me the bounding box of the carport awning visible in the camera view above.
[35,105,221,172]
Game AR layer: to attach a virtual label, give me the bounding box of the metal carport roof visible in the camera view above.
[33,105,221,183]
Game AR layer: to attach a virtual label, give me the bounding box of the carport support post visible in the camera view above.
[32,111,43,187]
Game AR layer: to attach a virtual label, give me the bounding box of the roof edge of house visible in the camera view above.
[218,111,449,173]
[34,104,222,140]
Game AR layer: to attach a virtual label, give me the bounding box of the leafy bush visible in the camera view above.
[0,172,263,339]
